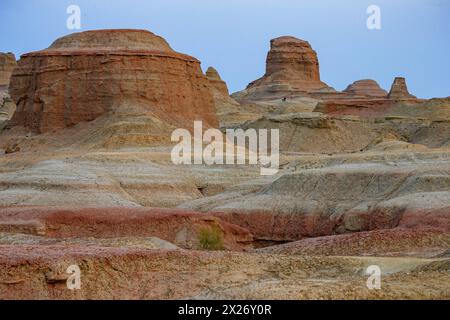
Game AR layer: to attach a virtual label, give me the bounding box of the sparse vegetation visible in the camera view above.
[198,226,224,250]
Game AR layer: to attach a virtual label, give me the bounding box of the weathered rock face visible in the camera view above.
[233,36,333,101]
[343,79,387,98]
[0,54,17,128]
[206,66,229,96]
[0,207,253,251]
[257,228,450,258]
[9,29,218,133]
[265,36,322,82]
[204,66,245,127]
[0,92,16,124]
[0,53,16,88]
[388,77,417,100]
[4,244,448,300]
[184,160,450,241]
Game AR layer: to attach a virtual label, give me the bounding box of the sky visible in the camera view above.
[0,0,449,98]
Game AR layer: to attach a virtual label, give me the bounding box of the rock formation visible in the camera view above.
[0,52,16,88]
[264,36,322,82]
[9,29,218,133]
[205,66,244,127]
[343,79,387,98]
[0,53,17,128]
[388,77,417,99]
[0,31,449,301]
[233,36,333,101]
[204,65,255,127]
[0,207,252,251]
[185,160,450,241]
[206,66,229,96]
[0,92,16,125]
[231,36,426,110]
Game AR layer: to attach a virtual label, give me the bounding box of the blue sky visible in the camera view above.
[0,0,449,98]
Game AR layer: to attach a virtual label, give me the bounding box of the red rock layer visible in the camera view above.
[343,79,387,98]
[257,228,449,257]
[9,29,218,133]
[313,99,395,117]
[0,206,253,250]
[212,206,450,242]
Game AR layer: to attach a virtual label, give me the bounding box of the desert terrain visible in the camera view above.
[0,30,448,299]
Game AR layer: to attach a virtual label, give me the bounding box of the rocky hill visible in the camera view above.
[0,30,448,300]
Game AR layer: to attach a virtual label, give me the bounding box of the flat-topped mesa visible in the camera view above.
[388,77,417,100]
[233,36,333,101]
[0,52,16,88]
[9,29,218,133]
[343,79,387,98]
[206,66,229,96]
[47,29,172,52]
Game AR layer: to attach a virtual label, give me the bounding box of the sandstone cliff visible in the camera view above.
[232,36,333,101]
[206,66,229,96]
[9,29,218,133]
[205,66,246,127]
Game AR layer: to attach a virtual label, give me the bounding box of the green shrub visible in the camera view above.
[198,226,224,250]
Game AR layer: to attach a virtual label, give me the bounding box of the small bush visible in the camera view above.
[198,226,224,250]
